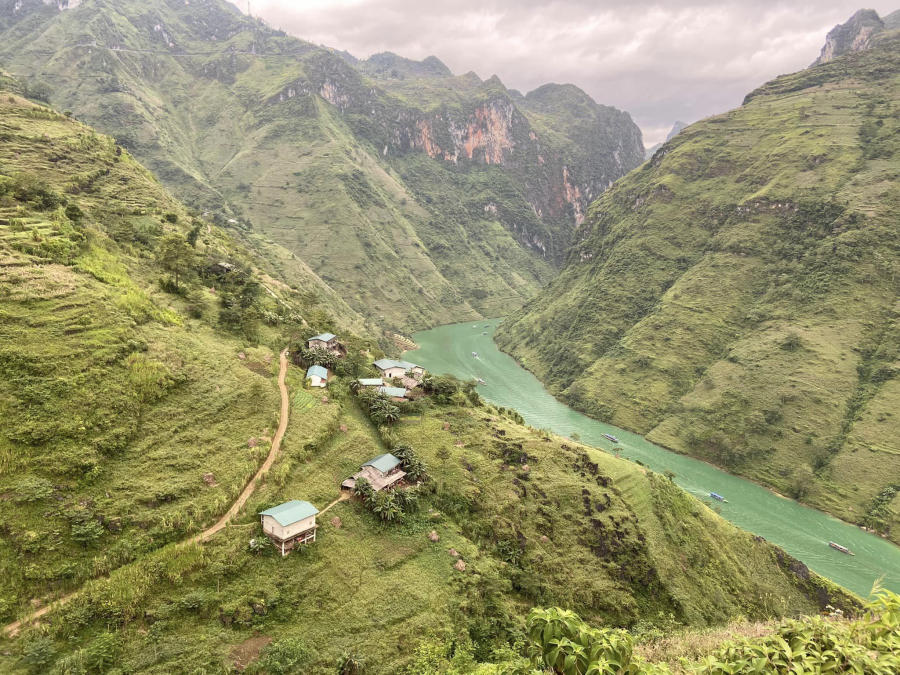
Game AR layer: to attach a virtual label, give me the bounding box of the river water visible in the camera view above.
[405,319,900,597]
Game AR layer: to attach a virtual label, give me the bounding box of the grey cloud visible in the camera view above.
[237,1,895,145]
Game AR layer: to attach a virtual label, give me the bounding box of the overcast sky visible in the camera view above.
[231,1,895,145]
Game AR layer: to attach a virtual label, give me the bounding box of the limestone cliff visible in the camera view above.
[0,0,644,328]
[812,8,885,65]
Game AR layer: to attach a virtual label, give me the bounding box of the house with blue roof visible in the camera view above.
[306,364,328,388]
[379,385,408,400]
[259,500,319,555]
[341,452,406,492]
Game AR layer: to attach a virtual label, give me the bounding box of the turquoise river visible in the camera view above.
[405,319,900,598]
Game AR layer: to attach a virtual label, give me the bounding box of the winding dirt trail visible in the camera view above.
[193,348,291,543]
[2,349,292,637]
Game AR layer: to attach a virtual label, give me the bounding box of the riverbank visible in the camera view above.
[405,319,900,597]
[492,334,893,543]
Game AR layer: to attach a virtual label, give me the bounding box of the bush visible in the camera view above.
[21,636,56,673]
[252,637,314,674]
[7,172,63,210]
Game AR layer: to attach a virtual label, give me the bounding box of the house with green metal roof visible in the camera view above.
[259,500,319,555]
[379,385,408,400]
[341,453,406,492]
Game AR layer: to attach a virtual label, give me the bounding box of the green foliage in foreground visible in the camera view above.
[0,393,857,673]
[512,590,899,674]
[498,30,900,541]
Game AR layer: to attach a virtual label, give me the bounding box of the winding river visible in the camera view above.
[405,319,900,597]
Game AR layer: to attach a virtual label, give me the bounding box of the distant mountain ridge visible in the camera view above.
[644,120,688,159]
[0,0,645,331]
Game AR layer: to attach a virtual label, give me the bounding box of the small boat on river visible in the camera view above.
[709,492,729,503]
[602,433,619,443]
[472,351,478,358]
[829,541,854,555]
[475,377,486,385]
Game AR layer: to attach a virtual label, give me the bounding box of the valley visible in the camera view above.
[407,320,900,597]
[0,1,899,672]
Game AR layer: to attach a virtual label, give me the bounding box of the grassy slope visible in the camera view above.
[0,392,856,673]
[497,33,900,541]
[0,0,645,331]
[0,87,374,622]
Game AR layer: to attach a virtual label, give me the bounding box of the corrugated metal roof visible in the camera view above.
[308,333,336,342]
[358,378,384,386]
[379,386,407,398]
[306,365,328,379]
[259,500,319,526]
[363,453,402,474]
[373,358,420,371]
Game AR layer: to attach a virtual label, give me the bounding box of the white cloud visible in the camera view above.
[235,1,895,146]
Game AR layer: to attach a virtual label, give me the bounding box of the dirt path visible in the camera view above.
[2,349,292,637]
[194,348,291,543]
[319,492,351,515]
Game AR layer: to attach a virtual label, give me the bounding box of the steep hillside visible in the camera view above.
[0,384,856,672]
[0,82,384,623]
[498,27,900,540]
[0,0,644,330]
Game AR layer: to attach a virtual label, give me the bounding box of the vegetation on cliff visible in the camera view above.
[498,27,900,541]
[0,0,644,330]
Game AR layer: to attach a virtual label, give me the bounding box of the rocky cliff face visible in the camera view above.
[812,8,885,65]
[270,51,643,265]
[0,0,644,327]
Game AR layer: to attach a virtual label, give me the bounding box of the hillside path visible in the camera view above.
[2,349,292,637]
[194,348,291,542]
[319,492,351,515]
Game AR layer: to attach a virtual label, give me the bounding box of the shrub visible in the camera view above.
[14,475,54,502]
[252,637,314,674]
[20,636,56,673]
[71,520,105,547]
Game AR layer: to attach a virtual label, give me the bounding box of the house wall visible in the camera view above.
[308,375,326,387]
[380,366,406,379]
[262,514,317,540]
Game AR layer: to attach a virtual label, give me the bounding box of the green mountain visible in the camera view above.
[0,75,860,673]
[0,0,644,331]
[497,21,900,542]
[0,79,385,622]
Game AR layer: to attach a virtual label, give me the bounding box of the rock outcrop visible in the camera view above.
[812,9,884,65]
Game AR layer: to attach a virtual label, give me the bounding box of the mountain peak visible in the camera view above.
[812,8,884,65]
[360,51,452,79]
